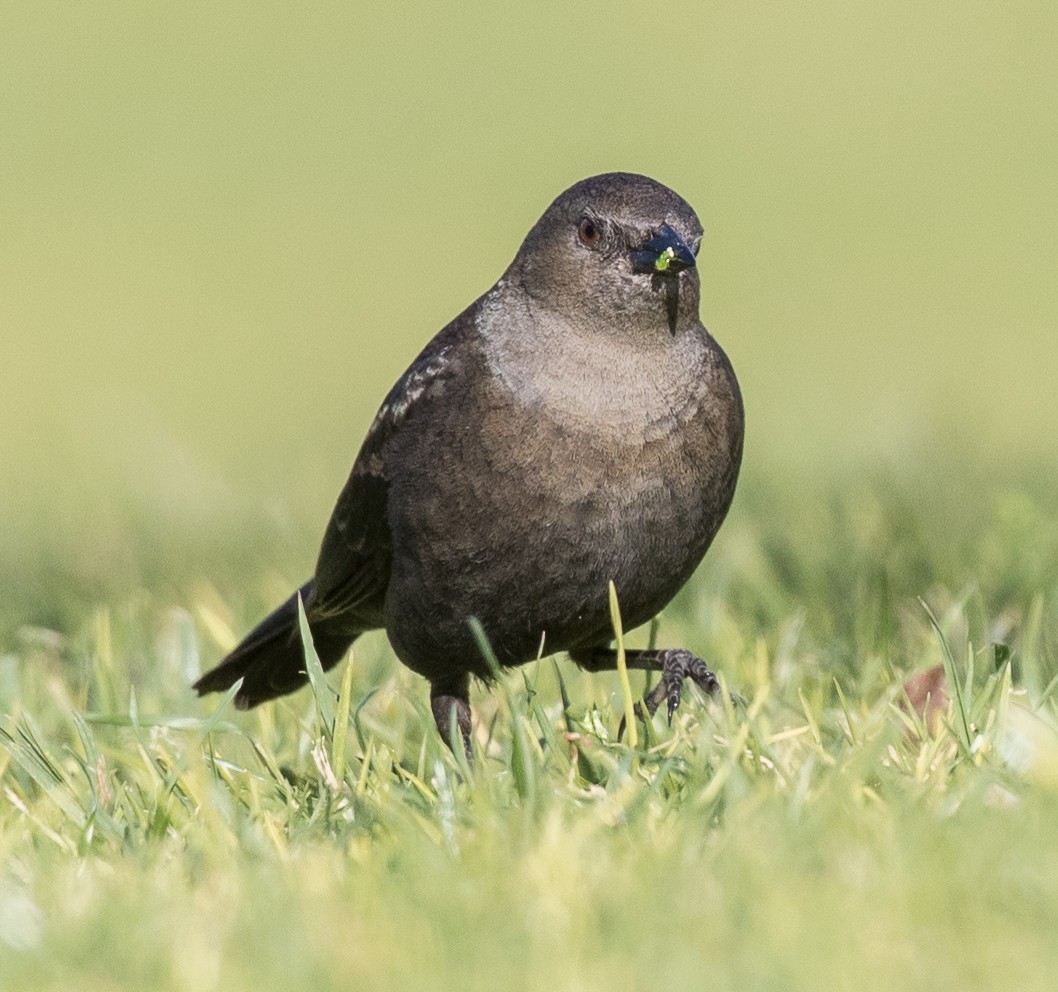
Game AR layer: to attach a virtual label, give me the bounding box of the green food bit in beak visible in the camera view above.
[654,246,677,273]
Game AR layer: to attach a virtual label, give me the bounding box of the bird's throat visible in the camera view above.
[478,289,707,432]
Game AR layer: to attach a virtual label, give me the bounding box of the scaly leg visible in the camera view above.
[430,678,473,762]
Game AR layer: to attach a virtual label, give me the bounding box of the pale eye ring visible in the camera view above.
[577,216,600,247]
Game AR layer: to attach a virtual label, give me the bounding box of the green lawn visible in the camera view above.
[3,455,1057,991]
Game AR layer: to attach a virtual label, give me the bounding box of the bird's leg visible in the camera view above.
[430,678,473,762]
[570,647,720,723]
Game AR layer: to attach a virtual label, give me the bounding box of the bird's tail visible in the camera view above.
[193,580,356,709]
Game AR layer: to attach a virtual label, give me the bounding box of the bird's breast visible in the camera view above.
[471,321,741,580]
[478,291,710,426]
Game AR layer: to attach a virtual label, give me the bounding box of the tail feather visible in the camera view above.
[193,580,356,709]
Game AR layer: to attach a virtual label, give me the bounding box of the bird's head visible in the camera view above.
[512,172,704,337]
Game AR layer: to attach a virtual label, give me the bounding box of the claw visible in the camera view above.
[666,679,682,723]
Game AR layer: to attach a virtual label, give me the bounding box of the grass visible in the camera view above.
[3,454,1058,991]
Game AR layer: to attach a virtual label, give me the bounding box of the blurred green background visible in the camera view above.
[2,2,1056,629]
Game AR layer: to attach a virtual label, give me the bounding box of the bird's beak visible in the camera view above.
[630,224,697,276]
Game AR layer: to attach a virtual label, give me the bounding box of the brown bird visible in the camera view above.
[194,172,744,758]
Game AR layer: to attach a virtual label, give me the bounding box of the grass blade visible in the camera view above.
[921,598,973,756]
[608,581,638,749]
[297,593,336,736]
[332,650,355,784]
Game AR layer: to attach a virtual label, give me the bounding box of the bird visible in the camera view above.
[194,172,744,759]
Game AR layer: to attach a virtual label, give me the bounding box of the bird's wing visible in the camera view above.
[309,313,470,626]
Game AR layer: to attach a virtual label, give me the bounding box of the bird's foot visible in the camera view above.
[641,648,720,723]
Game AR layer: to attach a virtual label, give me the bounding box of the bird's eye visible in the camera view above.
[577,217,600,247]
